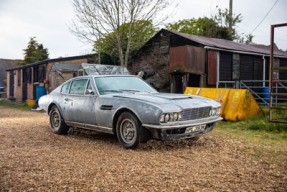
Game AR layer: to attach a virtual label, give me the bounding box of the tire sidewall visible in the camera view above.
[116,112,140,149]
[49,106,67,134]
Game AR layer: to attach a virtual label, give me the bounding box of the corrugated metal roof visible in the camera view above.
[6,55,90,71]
[164,29,287,57]
[54,63,83,73]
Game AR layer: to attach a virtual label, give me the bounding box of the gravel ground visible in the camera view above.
[0,106,286,191]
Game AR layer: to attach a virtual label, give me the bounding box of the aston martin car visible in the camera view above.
[39,75,222,149]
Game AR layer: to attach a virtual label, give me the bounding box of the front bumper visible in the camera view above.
[142,117,223,140]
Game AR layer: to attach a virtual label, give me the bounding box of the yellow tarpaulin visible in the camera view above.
[184,87,263,121]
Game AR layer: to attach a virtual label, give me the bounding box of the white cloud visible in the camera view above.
[0,0,286,60]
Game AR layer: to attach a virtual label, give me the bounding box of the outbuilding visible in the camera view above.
[6,55,90,101]
[131,29,287,93]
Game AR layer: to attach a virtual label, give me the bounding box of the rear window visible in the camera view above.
[61,82,71,94]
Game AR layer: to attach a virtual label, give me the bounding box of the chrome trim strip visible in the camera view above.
[66,121,114,134]
[142,117,223,130]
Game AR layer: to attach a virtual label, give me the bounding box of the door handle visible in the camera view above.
[64,98,72,101]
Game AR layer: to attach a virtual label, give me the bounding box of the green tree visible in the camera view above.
[94,20,158,64]
[166,8,253,44]
[18,37,49,65]
[165,17,231,40]
[213,8,253,43]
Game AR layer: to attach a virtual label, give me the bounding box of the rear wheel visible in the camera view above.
[116,112,149,149]
[49,106,69,134]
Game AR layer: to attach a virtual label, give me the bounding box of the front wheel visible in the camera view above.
[49,106,69,134]
[116,112,145,149]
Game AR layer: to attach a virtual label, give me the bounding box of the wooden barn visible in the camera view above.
[6,55,90,101]
[131,29,287,93]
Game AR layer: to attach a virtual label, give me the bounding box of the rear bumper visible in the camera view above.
[142,117,222,141]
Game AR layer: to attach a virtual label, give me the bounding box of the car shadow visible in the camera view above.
[67,127,219,151]
[138,137,219,151]
[67,127,118,144]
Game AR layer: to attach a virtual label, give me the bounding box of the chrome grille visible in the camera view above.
[181,107,211,121]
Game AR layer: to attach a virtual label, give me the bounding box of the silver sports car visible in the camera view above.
[39,75,222,149]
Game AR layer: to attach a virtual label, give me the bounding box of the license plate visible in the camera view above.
[185,125,206,133]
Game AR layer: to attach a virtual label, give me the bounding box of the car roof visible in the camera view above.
[91,75,136,78]
[69,75,137,80]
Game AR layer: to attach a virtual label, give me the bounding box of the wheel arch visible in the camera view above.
[112,108,142,134]
[48,103,64,118]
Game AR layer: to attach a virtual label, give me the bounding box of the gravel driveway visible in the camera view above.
[0,106,286,191]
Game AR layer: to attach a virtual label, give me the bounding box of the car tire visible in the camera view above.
[116,112,147,149]
[49,105,69,135]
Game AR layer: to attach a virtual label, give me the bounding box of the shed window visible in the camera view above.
[73,70,86,77]
[69,79,88,95]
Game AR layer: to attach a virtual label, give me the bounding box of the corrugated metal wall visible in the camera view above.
[280,58,287,80]
[240,55,254,80]
[207,50,217,85]
[169,45,205,74]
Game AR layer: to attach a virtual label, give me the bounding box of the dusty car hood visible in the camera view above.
[112,93,219,109]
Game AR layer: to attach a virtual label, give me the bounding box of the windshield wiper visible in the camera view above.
[101,89,122,93]
[119,89,141,92]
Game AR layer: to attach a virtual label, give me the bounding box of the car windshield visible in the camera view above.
[94,76,158,95]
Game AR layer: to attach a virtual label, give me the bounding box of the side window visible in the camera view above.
[85,80,94,95]
[87,80,92,90]
[69,79,88,95]
[61,81,71,94]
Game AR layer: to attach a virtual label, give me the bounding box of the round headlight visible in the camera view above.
[210,108,217,116]
[174,113,178,121]
[164,114,170,122]
[178,113,182,120]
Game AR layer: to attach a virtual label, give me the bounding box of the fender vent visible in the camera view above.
[100,105,113,110]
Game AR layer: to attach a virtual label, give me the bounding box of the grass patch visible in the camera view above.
[0,100,41,112]
[215,114,287,145]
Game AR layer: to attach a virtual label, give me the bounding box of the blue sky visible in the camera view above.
[0,0,286,60]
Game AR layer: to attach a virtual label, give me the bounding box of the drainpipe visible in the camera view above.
[262,55,266,88]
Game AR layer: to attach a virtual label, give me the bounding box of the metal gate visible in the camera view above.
[269,23,287,124]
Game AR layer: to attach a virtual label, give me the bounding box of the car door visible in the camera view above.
[65,78,98,125]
